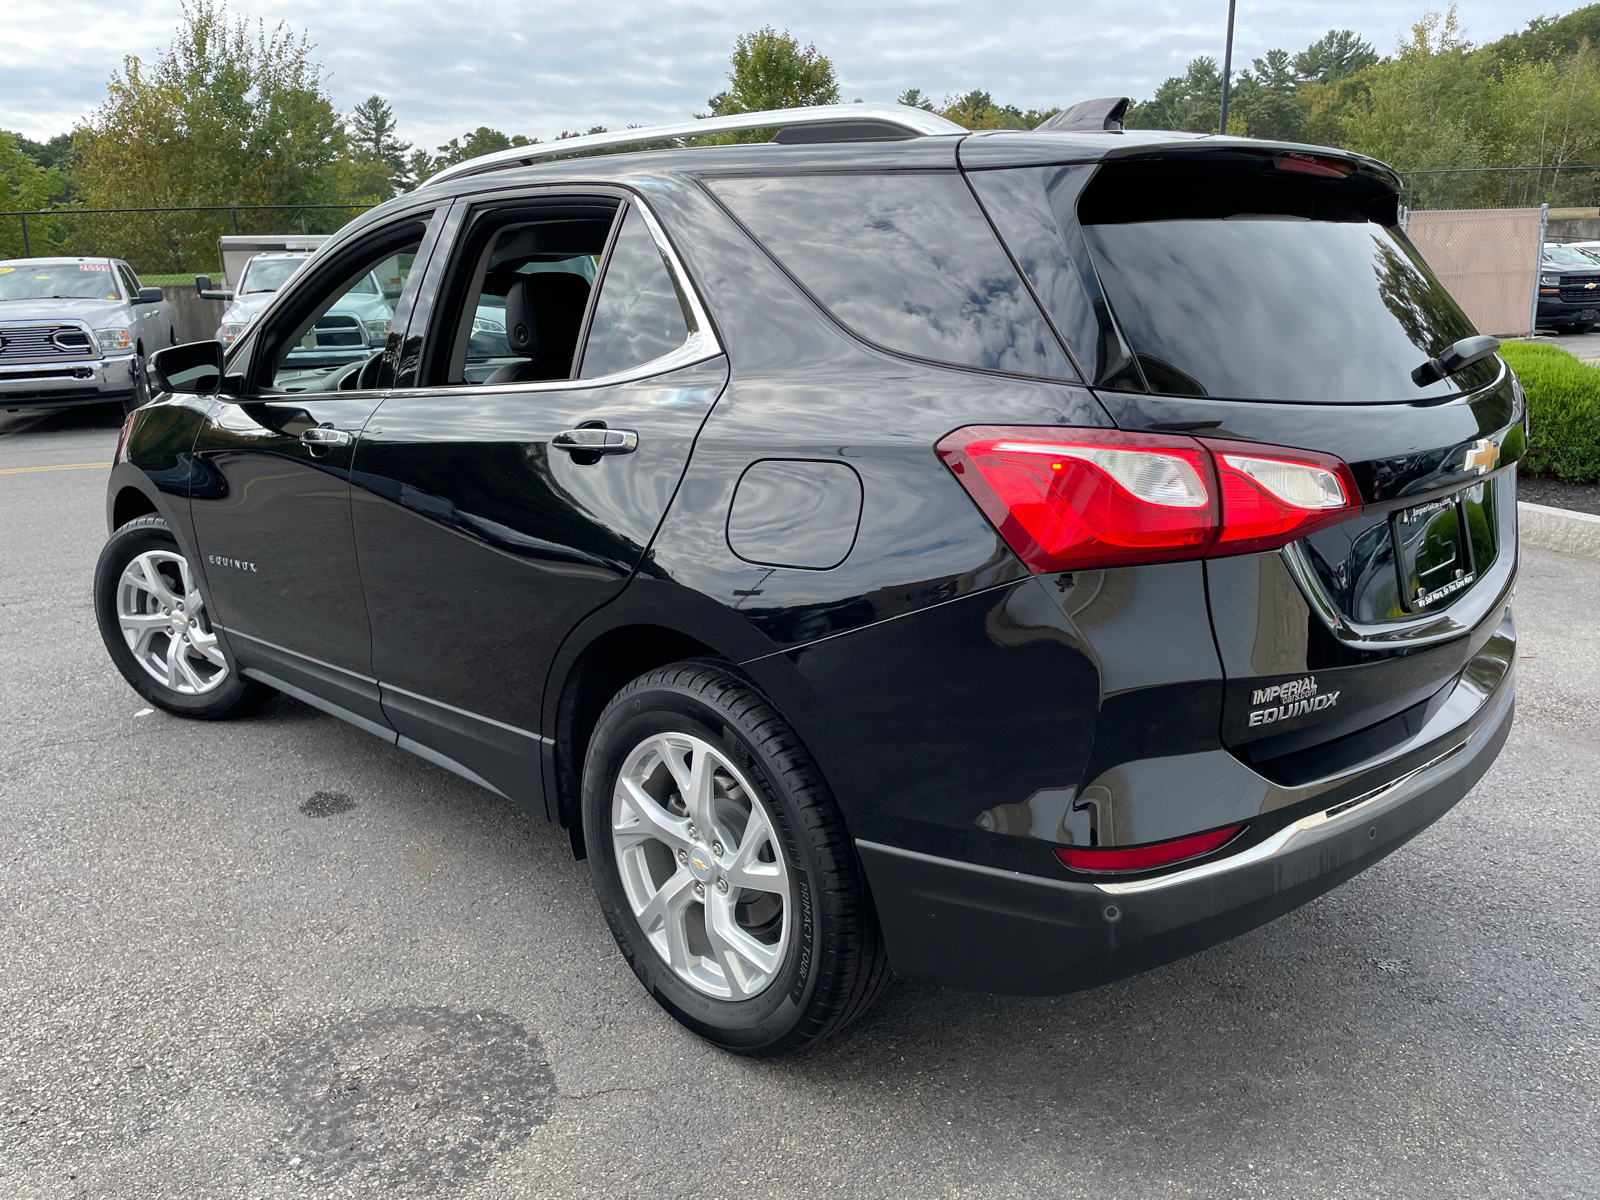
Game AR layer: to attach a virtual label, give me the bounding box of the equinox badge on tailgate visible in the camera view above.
[1249,675,1341,727]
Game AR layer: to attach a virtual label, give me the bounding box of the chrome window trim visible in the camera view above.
[398,190,724,399]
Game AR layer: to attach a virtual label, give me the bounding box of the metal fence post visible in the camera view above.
[231,207,240,235]
[20,213,29,257]
[1530,203,1549,337]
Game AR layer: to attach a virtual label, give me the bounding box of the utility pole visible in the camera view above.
[1218,0,1238,135]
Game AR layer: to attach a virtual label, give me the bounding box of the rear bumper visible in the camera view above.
[859,646,1514,995]
[0,355,139,408]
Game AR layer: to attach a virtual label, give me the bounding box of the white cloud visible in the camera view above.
[0,0,1571,145]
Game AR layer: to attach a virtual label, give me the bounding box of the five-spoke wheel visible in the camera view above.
[94,515,270,719]
[612,732,790,1000]
[116,549,229,694]
[584,661,890,1056]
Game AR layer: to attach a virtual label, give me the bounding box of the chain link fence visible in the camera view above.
[0,204,374,280]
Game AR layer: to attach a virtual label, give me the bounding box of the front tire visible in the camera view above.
[93,515,271,719]
[582,662,890,1056]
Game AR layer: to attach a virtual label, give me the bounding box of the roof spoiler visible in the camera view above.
[1036,97,1130,134]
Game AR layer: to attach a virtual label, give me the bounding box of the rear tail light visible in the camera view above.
[1212,448,1357,555]
[1055,823,1245,873]
[937,428,1216,571]
[937,426,1359,571]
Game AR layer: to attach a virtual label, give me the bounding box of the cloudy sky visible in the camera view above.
[1,0,1576,147]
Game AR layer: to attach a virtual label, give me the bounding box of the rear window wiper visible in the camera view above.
[1412,335,1499,386]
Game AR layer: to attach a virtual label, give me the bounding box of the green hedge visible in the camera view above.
[1500,341,1600,483]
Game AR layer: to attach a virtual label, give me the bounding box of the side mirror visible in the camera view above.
[134,286,165,305]
[195,275,234,301]
[150,340,226,395]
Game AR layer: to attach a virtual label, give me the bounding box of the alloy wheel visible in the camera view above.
[116,550,229,695]
[611,732,791,1000]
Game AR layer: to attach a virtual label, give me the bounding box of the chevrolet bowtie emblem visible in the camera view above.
[1464,439,1500,475]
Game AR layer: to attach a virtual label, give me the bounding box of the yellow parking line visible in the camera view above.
[0,461,113,475]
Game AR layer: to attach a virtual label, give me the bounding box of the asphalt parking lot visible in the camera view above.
[2,403,1597,1199]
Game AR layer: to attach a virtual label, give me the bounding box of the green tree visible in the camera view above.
[76,0,344,208]
[0,132,63,257]
[347,95,409,172]
[1339,8,1487,183]
[427,127,536,172]
[1294,30,1380,84]
[1126,57,1225,132]
[707,27,840,114]
[896,87,935,112]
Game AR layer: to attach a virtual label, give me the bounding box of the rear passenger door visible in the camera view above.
[350,192,727,814]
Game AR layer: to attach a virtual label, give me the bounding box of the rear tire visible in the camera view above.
[582,661,890,1056]
[123,353,151,414]
[93,515,271,719]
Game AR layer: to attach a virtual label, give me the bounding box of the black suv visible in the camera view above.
[96,101,1521,1056]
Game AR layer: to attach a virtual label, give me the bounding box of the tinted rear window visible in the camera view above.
[977,154,1495,402]
[708,173,1076,380]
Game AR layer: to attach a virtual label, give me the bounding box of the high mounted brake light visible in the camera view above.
[937,427,1359,571]
[1275,153,1355,179]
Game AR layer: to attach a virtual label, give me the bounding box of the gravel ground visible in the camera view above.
[2,404,1597,1199]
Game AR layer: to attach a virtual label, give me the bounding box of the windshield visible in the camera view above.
[239,258,307,294]
[1543,244,1600,267]
[0,263,121,301]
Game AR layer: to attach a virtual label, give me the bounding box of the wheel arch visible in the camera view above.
[111,481,160,531]
[543,578,795,837]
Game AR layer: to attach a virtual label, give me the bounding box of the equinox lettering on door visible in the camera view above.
[1248,675,1340,726]
[208,554,258,573]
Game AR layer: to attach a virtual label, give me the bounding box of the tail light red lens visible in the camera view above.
[1055,823,1245,873]
[1206,442,1359,555]
[936,427,1218,571]
[937,426,1360,571]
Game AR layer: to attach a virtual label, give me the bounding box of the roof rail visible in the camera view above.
[420,102,966,188]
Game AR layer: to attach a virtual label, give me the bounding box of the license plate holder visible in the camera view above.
[1392,492,1475,612]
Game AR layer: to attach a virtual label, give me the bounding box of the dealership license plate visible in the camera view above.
[1392,481,1496,612]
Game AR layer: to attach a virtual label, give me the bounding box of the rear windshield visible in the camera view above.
[708,173,1076,381]
[979,154,1496,402]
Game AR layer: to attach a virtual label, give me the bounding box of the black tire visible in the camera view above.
[123,353,151,415]
[93,515,272,719]
[582,661,891,1056]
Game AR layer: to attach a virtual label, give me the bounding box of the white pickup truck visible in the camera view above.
[0,257,176,412]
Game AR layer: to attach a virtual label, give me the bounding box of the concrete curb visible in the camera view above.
[1518,501,1600,561]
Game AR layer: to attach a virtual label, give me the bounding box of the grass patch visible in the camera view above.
[1500,340,1600,483]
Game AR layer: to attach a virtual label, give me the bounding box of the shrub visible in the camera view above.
[1499,340,1600,483]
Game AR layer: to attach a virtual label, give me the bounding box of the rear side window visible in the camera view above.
[976,154,1492,403]
[578,205,691,379]
[708,173,1076,381]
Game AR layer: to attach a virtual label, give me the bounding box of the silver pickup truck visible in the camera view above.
[0,257,176,413]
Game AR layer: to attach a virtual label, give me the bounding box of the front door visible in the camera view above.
[189,211,441,728]
[350,196,726,812]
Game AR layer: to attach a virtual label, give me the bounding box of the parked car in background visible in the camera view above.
[207,251,313,347]
[1537,242,1600,333]
[201,251,405,390]
[0,257,175,412]
[100,102,1520,1056]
